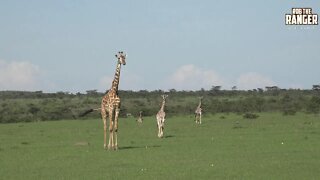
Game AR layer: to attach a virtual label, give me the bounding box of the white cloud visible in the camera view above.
[236,72,275,90]
[0,60,43,91]
[167,64,226,90]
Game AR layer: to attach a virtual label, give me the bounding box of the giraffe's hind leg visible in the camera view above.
[101,108,108,149]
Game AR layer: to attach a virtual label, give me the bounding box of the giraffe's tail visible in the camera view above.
[79,108,101,117]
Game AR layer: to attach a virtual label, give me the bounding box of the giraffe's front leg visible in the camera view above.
[159,125,162,138]
[158,125,161,138]
[114,108,120,150]
[157,119,161,138]
[196,115,199,124]
[108,109,114,150]
[160,119,164,138]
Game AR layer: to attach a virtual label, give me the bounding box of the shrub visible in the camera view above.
[306,96,320,114]
[243,113,259,119]
[282,107,297,115]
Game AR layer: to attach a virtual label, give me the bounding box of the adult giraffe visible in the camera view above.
[101,51,126,150]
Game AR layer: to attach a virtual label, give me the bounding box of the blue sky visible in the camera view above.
[0,0,319,92]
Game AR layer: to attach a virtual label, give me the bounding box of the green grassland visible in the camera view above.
[1,113,320,179]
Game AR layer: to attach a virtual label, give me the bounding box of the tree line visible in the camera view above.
[0,86,320,123]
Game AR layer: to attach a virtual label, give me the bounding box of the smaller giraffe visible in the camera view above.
[195,96,203,124]
[137,111,143,123]
[156,95,168,138]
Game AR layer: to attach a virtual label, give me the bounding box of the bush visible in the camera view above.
[282,108,297,115]
[243,113,259,119]
[306,96,320,114]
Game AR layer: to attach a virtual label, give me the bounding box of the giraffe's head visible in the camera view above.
[161,95,168,100]
[115,51,127,65]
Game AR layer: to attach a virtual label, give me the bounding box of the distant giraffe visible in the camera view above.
[195,97,203,124]
[156,95,168,138]
[137,111,143,123]
[100,51,126,150]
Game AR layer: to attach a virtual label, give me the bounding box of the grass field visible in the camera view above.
[1,113,320,179]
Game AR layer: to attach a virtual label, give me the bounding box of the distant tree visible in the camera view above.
[76,92,82,96]
[86,90,98,95]
[306,96,320,114]
[151,89,164,94]
[232,86,237,91]
[169,89,177,93]
[211,86,221,91]
[280,94,297,115]
[265,86,279,91]
[209,86,221,96]
[312,85,320,91]
[139,90,149,93]
[255,97,265,112]
[56,91,68,99]
[265,86,280,96]
[28,103,40,115]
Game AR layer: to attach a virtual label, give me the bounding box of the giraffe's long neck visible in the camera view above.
[197,99,202,109]
[111,63,122,92]
[160,99,166,111]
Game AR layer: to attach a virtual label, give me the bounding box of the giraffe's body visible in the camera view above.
[101,51,126,150]
[195,97,203,124]
[156,95,168,138]
[137,111,143,123]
